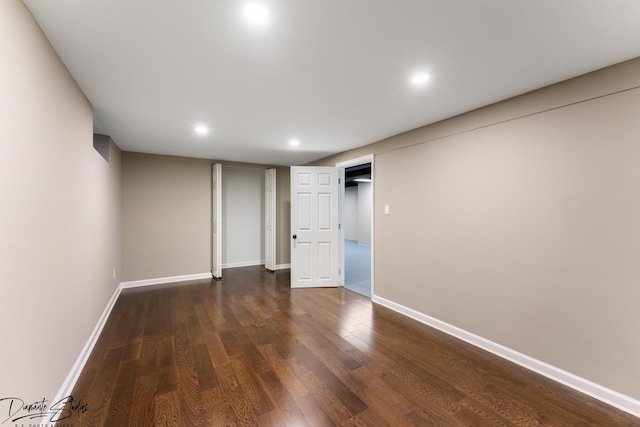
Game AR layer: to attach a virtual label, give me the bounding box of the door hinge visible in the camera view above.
[338,223,341,230]
[339,268,341,275]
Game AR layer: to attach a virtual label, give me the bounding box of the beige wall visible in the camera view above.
[122,154,291,281]
[0,0,121,400]
[121,152,212,281]
[313,57,640,400]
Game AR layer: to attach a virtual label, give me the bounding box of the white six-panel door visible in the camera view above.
[290,166,340,288]
[211,163,222,278]
[265,168,276,271]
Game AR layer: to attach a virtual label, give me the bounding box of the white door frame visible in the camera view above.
[211,163,222,278]
[265,168,277,271]
[336,154,374,296]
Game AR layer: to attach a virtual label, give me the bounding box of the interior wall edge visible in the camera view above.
[309,56,640,167]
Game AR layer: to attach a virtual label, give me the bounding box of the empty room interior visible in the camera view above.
[3,0,640,425]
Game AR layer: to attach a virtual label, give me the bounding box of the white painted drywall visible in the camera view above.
[357,182,372,246]
[222,165,265,267]
[344,186,358,241]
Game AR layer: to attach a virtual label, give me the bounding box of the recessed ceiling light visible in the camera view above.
[411,73,431,86]
[289,139,300,147]
[194,125,209,135]
[243,3,270,25]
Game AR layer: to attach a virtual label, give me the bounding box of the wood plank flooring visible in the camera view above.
[67,266,639,426]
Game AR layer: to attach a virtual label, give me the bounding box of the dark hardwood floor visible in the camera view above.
[66,266,639,426]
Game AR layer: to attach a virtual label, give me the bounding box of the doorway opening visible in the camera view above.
[212,164,276,278]
[339,157,373,298]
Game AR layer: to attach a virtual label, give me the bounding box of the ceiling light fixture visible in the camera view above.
[289,139,300,147]
[411,72,431,86]
[243,3,270,25]
[354,178,372,183]
[194,125,209,135]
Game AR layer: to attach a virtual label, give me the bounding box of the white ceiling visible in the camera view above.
[24,0,640,166]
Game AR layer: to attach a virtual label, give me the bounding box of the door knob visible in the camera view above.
[292,234,297,239]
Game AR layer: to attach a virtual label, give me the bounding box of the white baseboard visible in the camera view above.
[372,295,640,419]
[49,272,214,423]
[222,260,264,269]
[221,261,290,270]
[47,284,124,424]
[120,272,213,289]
